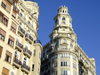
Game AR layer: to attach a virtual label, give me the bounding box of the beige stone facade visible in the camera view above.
[41,6,96,75]
[0,0,42,75]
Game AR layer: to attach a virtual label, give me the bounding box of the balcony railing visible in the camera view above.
[21,64,30,71]
[16,41,23,49]
[23,48,32,56]
[13,5,19,13]
[18,26,25,35]
[13,58,21,66]
[25,34,33,41]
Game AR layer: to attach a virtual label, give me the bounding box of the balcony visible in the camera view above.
[23,48,32,58]
[13,58,21,68]
[13,5,19,13]
[15,41,23,52]
[21,65,30,74]
[25,34,33,44]
[18,26,25,37]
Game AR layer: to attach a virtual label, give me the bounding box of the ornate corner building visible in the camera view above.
[0,0,43,75]
[41,6,96,75]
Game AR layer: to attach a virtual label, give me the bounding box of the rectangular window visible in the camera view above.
[61,70,70,75]
[0,28,6,41]
[8,35,14,47]
[33,50,36,56]
[12,10,16,19]
[2,67,9,75]
[61,53,70,58]
[1,2,6,9]
[54,62,57,67]
[73,55,77,61]
[5,50,12,63]
[61,61,70,66]
[11,22,17,33]
[73,63,77,69]
[32,64,34,71]
[0,12,8,26]
[0,46,3,58]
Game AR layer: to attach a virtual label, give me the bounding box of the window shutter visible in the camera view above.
[11,22,17,30]
[0,28,6,36]
[6,50,12,57]
[0,46,3,57]
[2,0,6,4]
[2,67,9,75]
[9,35,15,41]
[6,2,11,13]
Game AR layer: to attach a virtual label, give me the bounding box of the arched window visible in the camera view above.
[62,17,65,20]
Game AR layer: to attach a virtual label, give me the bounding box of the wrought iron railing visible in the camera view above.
[16,41,23,49]
[21,64,30,71]
[18,26,25,34]
[25,34,33,41]
[24,48,32,55]
[13,58,22,65]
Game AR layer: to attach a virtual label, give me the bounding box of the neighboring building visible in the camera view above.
[41,6,96,75]
[0,0,42,75]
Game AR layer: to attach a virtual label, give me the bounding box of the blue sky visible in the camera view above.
[32,0,100,74]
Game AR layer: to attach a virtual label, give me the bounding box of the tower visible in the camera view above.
[41,6,96,75]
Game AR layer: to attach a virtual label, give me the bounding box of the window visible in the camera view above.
[28,21,30,24]
[0,46,3,58]
[32,64,34,71]
[63,39,66,43]
[73,55,77,61]
[39,53,41,59]
[55,19,58,24]
[61,61,70,66]
[62,17,65,20]
[70,42,73,47]
[62,46,67,50]
[0,12,8,26]
[38,68,40,74]
[52,54,58,60]
[11,22,17,33]
[0,28,6,41]
[11,72,14,75]
[54,62,57,67]
[5,50,12,63]
[73,72,77,75]
[1,2,6,9]
[61,53,70,58]
[33,50,36,56]
[73,63,77,69]
[61,70,70,75]
[8,35,14,47]
[19,13,22,17]
[2,67,9,75]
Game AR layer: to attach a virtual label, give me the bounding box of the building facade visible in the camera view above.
[0,0,42,75]
[41,6,96,75]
